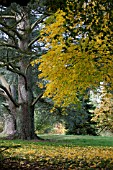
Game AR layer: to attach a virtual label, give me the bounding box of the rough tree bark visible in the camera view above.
[15,7,36,139]
[17,62,35,139]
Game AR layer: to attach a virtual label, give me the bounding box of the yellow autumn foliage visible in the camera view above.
[32,1,113,107]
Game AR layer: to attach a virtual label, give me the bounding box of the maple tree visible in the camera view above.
[32,0,113,108]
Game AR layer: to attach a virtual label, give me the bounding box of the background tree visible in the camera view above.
[34,99,63,134]
[92,84,113,135]
[64,95,96,135]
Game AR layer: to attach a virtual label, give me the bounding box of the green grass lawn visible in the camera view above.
[1,135,113,169]
[38,134,113,147]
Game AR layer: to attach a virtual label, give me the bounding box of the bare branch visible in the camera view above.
[0,27,16,40]
[0,15,15,19]
[0,75,11,93]
[31,15,47,31]
[28,35,40,47]
[0,90,8,100]
[0,22,22,40]
[0,41,18,49]
[32,93,43,106]
[7,63,28,90]
[0,84,19,107]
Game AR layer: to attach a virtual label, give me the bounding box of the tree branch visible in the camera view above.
[32,93,43,106]
[0,75,10,93]
[30,15,47,31]
[0,15,15,19]
[7,63,28,90]
[0,41,18,49]
[0,22,22,40]
[0,27,16,41]
[28,35,40,48]
[0,84,19,107]
[0,90,9,100]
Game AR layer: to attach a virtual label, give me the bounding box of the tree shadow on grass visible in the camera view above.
[1,158,63,170]
[0,145,60,170]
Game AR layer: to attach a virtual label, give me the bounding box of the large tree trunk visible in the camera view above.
[16,7,35,140]
[17,63,35,139]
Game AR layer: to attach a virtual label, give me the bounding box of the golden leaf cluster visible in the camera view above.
[33,1,113,107]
